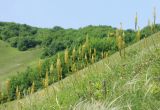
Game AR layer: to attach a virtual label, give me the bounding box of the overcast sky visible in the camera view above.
[0,0,159,29]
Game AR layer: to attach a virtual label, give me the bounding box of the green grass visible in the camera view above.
[1,33,160,110]
[0,40,42,84]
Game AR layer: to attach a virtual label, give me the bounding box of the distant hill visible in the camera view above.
[0,22,160,59]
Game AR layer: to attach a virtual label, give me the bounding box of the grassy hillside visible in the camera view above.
[0,40,41,83]
[1,32,159,110]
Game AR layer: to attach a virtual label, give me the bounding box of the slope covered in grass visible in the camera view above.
[1,33,160,110]
[1,23,160,103]
[0,40,41,83]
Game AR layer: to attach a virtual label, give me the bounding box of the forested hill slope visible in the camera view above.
[1,22,160,58]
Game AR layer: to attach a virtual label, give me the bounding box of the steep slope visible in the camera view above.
[0,40,41,83]
[0,32,160,110]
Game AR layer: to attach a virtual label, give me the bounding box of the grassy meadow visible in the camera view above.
[0,32,159,110]
[0,40,41,83]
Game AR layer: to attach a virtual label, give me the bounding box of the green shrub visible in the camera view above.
[17,37,38,51]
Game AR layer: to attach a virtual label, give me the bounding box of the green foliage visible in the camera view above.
[8,67,41,100]
[7,37,18,47]
[17,37,39,51]
[124,29,136,44]
[1,22,160,104]
[1,22,160,58]
[3,36,159,109]
[141,24,160,38]
[0,22,37,41]
[90,37,117,55]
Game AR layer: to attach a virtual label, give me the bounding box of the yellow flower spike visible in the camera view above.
[6,79,10,97]
[153,7,156,25]
[136,27,141,41]
[44,70,49,88]
[38,59,42,77]
[50,64,54,74]
[94,48,96,58]
[82,44,86,58]
[72,47,76,63]
[31,81,35,94]
[91,54,95,64]
[16,86,20,100]
[64,48,69,64]
[57,54,62,81]
[135,12,138,30]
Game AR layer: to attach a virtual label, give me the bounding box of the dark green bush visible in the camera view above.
[17,37,38,51]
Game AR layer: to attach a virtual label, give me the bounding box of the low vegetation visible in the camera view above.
[1,31,159,110]
[0,40,41,84]
[0,20,160,103]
